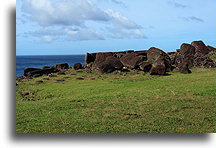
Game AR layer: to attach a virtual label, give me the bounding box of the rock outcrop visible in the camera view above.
[171,41,215,69]
[84,47,172,75]
[21,40,215,78]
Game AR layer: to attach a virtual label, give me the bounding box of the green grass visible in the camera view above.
[16,68,216,133]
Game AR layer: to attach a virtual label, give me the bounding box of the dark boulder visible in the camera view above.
[207,46,216,52]
[55,63,69,70]
[174,43,196,68]
[180,43,196,56]
[21,91,30,96]
[147,47,172,72]
[120,53,144,69]
[105,56,123,70]
[85,53,96,65]
[26,70,43,77]
[57,72,66,75]
[36,80,44,83]
[73,63,83,70]
[33,74,42,78]
[49,74,57,77]
[191,40,210,55]
[43,66,55,69]
[193,55,215,68]
[178,62,191,74]
[139,62,152,72]
[167,52,177,65]
[24,68,41,76]
[93,55,123,73]
[150,65,166,75]
[97,63,116,73]
[25,67,58,77]
[76,77,84,80]
[43,67,58,74]
[113,52,126,59]
[94,52,113,65]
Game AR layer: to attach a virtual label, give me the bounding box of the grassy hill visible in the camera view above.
[16,68,216,133]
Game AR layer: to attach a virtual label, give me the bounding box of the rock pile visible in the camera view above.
[21,40,215,79]
[23,63,83,78]
[85,40,215,75]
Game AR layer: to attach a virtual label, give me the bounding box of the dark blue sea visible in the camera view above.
[16,55,85,77]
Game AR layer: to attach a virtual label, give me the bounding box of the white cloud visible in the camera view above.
[22,0,110,26]
[42,35,56,42]
[107,28,146,39]
[21,0,145,41]
[106,9,142,29]
[65,27,105,41]
[26,27,105,41]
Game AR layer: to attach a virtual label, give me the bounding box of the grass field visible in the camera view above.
[16,68,216,133]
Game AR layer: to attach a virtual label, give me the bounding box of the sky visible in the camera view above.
[16,0,216,55]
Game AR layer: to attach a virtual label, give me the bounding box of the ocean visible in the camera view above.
[16,55,85,77]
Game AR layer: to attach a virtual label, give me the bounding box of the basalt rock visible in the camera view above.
[25,67,58,77]
[94,52,113,66]
[74,63,83,70]
[150,65,166,75]
[191,40,210,55]
[178,61,192,74]
[24,68,41,76]
[193,55,215,68]
[93,55,124,73]
[21,91,30,96]
[120,53,145,69]
[85,53,96,65]
[167,52,177,65]
[55,63,69,70]
[97,63,116,73]
[105,56,124,70]
[139,62,152,72]
[147,47,172,72]
[207,46,216,52]
[174,43,196,68]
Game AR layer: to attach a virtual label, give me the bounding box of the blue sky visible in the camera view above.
[16,0,216,55]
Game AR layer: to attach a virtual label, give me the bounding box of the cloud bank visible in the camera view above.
[21,0,145,42]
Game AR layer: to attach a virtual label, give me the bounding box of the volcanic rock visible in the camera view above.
[147,47,172,72]
[178,61,192,74]
[191,40,210,55]
[94,52,113,65]
[139,62,152,72]
[74,63,83,70]
[24,68,41,76]
[21,91,30,96]
[85,53,96,65]
[150,65,166,75]
[120,53,144,69]
[55,63,69,70]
